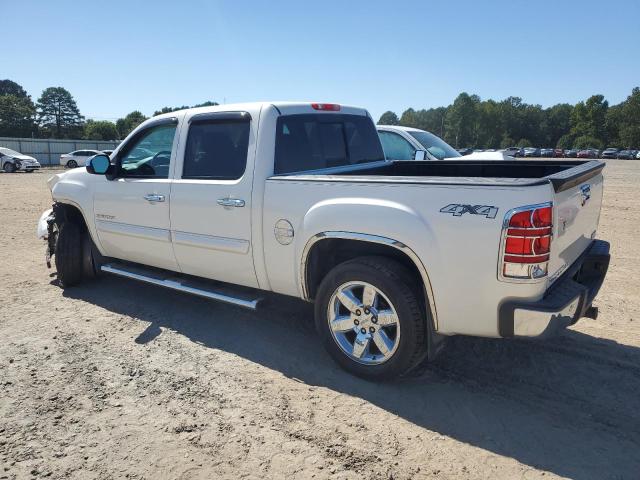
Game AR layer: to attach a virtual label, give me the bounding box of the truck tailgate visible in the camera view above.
[548,169,604,285]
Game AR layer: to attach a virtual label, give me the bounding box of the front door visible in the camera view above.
[170,111,258,288]
[94,119,180,271]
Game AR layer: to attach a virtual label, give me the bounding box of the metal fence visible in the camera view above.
[0,137,120,165]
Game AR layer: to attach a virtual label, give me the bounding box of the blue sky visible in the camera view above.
[2,0,639,122]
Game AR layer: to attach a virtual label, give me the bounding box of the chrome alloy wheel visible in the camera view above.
[327,281,400,365]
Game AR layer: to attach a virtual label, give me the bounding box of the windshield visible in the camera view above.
[0,147,22,156]
[407,131,460,160]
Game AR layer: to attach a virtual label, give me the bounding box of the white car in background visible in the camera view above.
[377,125,461,161]
[60,149,102,168]
[0,147,41,172]
[377,126,513,161]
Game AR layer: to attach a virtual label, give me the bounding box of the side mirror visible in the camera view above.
[86,154,111,175]
[414,150,427,161]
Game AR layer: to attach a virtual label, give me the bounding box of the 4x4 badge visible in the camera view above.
[440,204,498,219]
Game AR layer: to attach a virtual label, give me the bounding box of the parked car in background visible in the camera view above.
[101,150,114,156]
[565,149,579,158]
[636,151,640,159]
[600,148,619,159]
[553,148,564,158]
[456,147,474,156]
[60,150,102,168]
[539,148,553,157]
[522,147,540,157]
[0,147,41,173]
[377,126,461,160]
[577,149,598,159]
[503,147,520,157]
[617,150,636,160]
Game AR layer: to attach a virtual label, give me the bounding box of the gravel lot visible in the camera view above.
[1,161,639,480]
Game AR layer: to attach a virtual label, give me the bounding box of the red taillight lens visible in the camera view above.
[508,210,533,228]
[532,206,552,227]
[501,204,553,279]
[311,103,341,111]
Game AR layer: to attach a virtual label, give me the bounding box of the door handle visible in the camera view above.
[144,194,165,203]
[217,198,245,208]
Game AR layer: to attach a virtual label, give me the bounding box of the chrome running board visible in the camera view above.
[101,263,261,310]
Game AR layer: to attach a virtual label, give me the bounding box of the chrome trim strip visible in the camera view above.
[498,202,553,283]
[96,220,171,243]
[101,264,260,310]
[171,231,250,254]
[300,231,439,331]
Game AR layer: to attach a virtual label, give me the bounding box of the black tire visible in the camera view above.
[3,162,17,173]
[66,160,78,168]
[55,222,84,287]
[314,256,428,380]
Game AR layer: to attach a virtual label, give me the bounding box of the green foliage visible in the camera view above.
[153,100,219,117]
[573,135,603,150]
[0,79,36,137]
[618,87,640,148]
[84,120,119,140]
[0,79,29,98]
[0,95,36,137]
[388,86,639,149]
[444,93,480,147]
[116,111,147,138]
[36,87,84,138]
[499,135,515,149]
[378,111,399,125]
[556,134,575,149]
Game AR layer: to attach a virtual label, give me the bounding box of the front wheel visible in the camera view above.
[3,162,17,173]
[54,222,84,287]
[66,160,78,168]
[315,256,428,380]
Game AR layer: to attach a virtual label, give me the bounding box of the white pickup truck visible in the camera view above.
[38,102,610,379]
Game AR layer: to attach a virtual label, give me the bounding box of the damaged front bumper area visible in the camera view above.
[499,239,611,338]
[37,208,57,268]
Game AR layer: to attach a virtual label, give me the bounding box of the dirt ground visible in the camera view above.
[1,161,639,480]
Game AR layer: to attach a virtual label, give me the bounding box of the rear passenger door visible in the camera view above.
[170,111,258,288]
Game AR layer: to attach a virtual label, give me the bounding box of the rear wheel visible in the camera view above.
[54,222,84,287]
[3,162,17,173]
[315,256,428,380]
[66,160,78,168]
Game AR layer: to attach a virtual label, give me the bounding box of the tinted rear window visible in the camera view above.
[274,114,384,174]
[183,119,250,180]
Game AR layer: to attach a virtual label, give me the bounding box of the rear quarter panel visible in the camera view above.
[263,178,555,337]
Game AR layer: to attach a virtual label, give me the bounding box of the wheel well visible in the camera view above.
[305,238,425,304]
[53,203,88,233]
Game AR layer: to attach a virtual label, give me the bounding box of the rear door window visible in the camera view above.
[378,131,415,160]
[182,118,250,180]
[274,114,384,174]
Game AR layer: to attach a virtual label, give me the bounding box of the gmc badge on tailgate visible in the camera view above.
[439,204,499,219]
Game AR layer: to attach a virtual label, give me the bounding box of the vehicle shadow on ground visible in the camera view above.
[63,277,640,480]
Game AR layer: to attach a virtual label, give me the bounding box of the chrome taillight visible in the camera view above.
[499,203,553,281]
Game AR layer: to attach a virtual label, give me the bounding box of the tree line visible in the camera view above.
[2,77,639,149]
[379,88,640,150]
[0,79,218,141]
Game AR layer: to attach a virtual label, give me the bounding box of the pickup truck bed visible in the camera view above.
[273,159,604,191]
